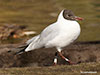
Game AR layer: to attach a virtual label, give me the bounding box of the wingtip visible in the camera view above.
[14,49,26,55]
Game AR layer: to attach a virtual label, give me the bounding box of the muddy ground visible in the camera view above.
[0,41,100,68]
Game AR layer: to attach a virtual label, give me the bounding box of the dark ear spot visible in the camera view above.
[63,9,76,20]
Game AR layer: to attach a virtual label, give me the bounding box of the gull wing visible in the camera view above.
[25,22,59,51]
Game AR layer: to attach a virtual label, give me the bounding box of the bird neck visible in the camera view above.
[57,10,65,22]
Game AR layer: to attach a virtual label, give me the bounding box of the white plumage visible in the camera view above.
[25,10,81,52]
[14,9,83,65]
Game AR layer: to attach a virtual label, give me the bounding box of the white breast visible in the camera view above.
[45,20,81,48]
[59,20,81,47]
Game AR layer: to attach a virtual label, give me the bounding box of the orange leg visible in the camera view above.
[58,52,75,65]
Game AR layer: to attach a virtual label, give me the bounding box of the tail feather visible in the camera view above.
[8,35,40,55]
[8,45,28,55]
[14,48,25,55]
[15,45,28,55]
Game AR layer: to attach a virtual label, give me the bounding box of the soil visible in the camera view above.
[0,41,100,68]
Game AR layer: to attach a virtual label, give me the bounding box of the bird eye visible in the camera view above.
[68,14,71,17]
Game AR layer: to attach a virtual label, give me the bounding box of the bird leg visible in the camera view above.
[53,52,58,65]
[58,51,74,65]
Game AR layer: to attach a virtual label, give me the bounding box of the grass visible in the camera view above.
[0,0,100,42]
[0,0,59,33]
[0,62,99,75]
[56,0,100,41]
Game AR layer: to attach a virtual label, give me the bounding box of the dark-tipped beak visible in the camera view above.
[75,16,83,21]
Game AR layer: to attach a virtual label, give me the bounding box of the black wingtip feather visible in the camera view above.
[14,49,25,55]
[14,45,29,55]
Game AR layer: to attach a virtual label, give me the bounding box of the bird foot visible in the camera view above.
[67,60,76,65]
[53,62,57,66]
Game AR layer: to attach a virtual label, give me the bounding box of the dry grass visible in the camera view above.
[0,62,99,75]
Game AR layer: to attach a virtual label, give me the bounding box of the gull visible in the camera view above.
[14,9,83,65]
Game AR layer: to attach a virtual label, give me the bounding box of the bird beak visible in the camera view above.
[75,16,83,21]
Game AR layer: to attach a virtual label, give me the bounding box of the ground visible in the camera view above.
[0,41,99,74]
[0,63,99,75]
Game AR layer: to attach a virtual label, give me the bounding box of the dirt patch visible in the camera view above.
[0,41,100,68]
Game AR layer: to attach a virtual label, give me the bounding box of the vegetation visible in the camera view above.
[0,0,99,42]
[0,62,99,75]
